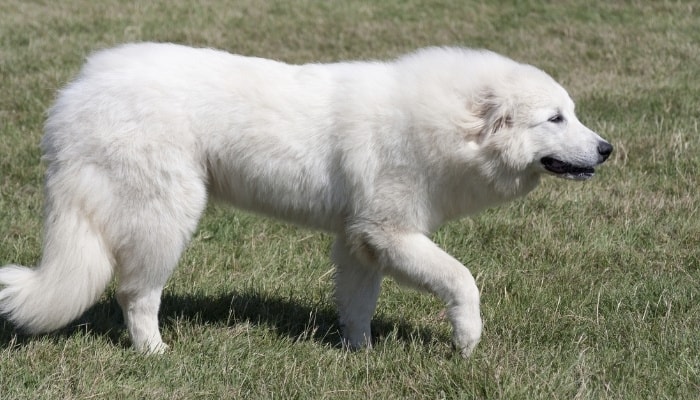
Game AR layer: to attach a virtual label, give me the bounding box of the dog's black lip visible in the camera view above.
[541,156,595,175]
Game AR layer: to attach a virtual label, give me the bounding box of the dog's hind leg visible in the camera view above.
[113,179,207,354]
[332,237,383,350]
[115,242,180,354]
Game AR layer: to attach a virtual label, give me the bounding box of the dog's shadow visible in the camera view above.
[0,289,443,352]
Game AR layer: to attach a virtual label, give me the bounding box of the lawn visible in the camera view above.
[1,1,698,398]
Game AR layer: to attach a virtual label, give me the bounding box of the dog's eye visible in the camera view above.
[548,114,564,124]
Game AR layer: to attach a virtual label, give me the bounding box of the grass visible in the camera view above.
[1,0,699,398]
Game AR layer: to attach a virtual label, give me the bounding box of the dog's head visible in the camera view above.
[467,62,613,181]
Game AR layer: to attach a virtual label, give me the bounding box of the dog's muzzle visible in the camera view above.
[542,140,613,181]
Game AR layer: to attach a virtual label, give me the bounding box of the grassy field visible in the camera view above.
[1,0,698,398]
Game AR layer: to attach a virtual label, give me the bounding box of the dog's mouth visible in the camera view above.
[541,157,595,181]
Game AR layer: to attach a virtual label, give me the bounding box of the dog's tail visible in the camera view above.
[0,204,114,334]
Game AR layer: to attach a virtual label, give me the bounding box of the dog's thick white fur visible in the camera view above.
[0,43,612,356]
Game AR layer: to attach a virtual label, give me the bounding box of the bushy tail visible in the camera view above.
[0,208,114,334]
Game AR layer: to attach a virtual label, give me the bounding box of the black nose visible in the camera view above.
[597,141,613,162]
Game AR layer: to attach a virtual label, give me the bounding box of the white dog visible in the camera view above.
[0,43,612,356]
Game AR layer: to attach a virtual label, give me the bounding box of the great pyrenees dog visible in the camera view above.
[0,43,612,357]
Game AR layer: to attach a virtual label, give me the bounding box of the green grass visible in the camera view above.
[1,0,699,398]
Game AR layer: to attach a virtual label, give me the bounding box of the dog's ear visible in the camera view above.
[472,87,513,137]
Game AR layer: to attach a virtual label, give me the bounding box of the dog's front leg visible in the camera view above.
[332,237,383,350]
[361,231,482,357]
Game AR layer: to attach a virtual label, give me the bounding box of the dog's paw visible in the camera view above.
[450,311,482,358]
[453,337,479,358]
[134,340,169,355]
[339,322,373,351]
